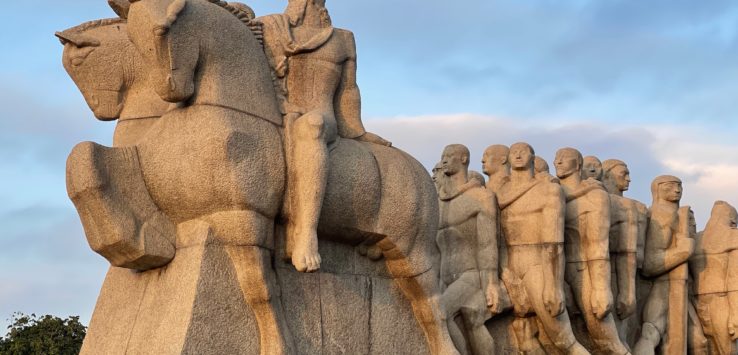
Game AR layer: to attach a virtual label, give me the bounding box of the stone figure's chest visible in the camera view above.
[439,196,480,228]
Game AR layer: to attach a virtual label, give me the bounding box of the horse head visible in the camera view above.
[128,0,198,103]
[57,18,131,121]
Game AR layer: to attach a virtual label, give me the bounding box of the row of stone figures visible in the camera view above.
[56,0,738,354]
[433,142,738,355]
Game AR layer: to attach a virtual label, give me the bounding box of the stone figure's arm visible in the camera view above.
[642,210,694,278]
[334,33,391,146]
[614,203,638,319]
[542,184,566,316]
[565,178,604,202]
[477,192,502,313]
[586,190,614,319]
[728,249,738,339]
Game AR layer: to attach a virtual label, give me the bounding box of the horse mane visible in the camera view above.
[204,0,255,24]
[61,18,126,34]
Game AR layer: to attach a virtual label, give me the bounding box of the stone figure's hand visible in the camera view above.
[675,237,696,260]
[486,282,502,314]
[591,287,613,320]
[543,282,565,317]
[357,132,392,147]
[729,316,738,340]
[615,290,636,319]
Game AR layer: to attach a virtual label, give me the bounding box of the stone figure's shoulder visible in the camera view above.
[333,28,357,55]
[466,185,497,212]
[537,179,563,197]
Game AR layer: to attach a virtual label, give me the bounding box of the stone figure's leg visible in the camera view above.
[615,252,637,319]
[286,111,329,272]
[66,141,175,270]
[696,294,733,355]
[524,265,589,355]
[633,281,669,355]
[567,262,630,354]
[512,316,546,354]
[441,279,471,355]
[226,245,295,355]
[459,291,495,355]
[379,236,460,355]
[687,299,708,355]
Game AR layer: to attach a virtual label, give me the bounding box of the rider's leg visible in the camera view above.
[288,111,329,272]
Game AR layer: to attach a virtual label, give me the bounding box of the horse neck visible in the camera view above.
[120,45,170,120]
[188,11,281,122]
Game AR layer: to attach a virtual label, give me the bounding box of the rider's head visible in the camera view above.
[286,0,331,27]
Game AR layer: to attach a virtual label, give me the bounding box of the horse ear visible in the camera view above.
[108,0,131,19]
[55,31,101,47]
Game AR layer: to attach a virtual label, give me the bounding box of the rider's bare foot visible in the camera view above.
[291,230,321,273]
[357,132,392,147]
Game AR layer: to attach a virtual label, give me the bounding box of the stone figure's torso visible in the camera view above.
[284,30,352,114]
[437,185,489,283]
[500,181,563,246]
[563,187,610,263]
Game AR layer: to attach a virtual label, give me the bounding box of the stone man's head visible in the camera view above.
[651,175,682,204]
[534,156,550,175]
[554,147,583,179]
[431,162,445,189]
[582,156,603,181]
[602,159,631,193]
[482,145,509,177]
[708,201,738,229]
[508,142,535,172]
[441,144,470,177]
[286,0,331,26]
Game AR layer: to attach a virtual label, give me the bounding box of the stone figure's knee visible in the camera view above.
[640,322,662,343]
[294,111,326,140]
[460,306,486,327]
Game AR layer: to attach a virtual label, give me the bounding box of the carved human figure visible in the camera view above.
[481,144,510,194]
[690,201,738,355]
[555,148,630,354]
[436,144,502,355]
[258,0,391,272]
[600,159,645,320]
[634,176,695,355]
[497,142,589,354]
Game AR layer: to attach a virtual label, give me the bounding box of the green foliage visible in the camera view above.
[0,313,86,355]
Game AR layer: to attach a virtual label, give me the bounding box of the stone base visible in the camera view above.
[81,223,429,354]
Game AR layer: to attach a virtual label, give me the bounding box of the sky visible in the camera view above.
[1,0,737,332]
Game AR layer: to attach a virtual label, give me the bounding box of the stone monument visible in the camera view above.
[634,176,694,354]
[435,144,502,355]
[62,0,456,354]
[691,201,738,355]
[58,1,738,354]
[497,143,588,354]
[554,148,629,354]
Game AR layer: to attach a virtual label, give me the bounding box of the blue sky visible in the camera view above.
[1,1,737,330]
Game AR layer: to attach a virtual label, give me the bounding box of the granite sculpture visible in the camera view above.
[435,144,501,355]
[554,148,629,354]
[63,0,456,354]
[601,159,643,322]
[497,143,589,354]
[691,201,738,355]
[634,176,694,355]
[59,1,738,354]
